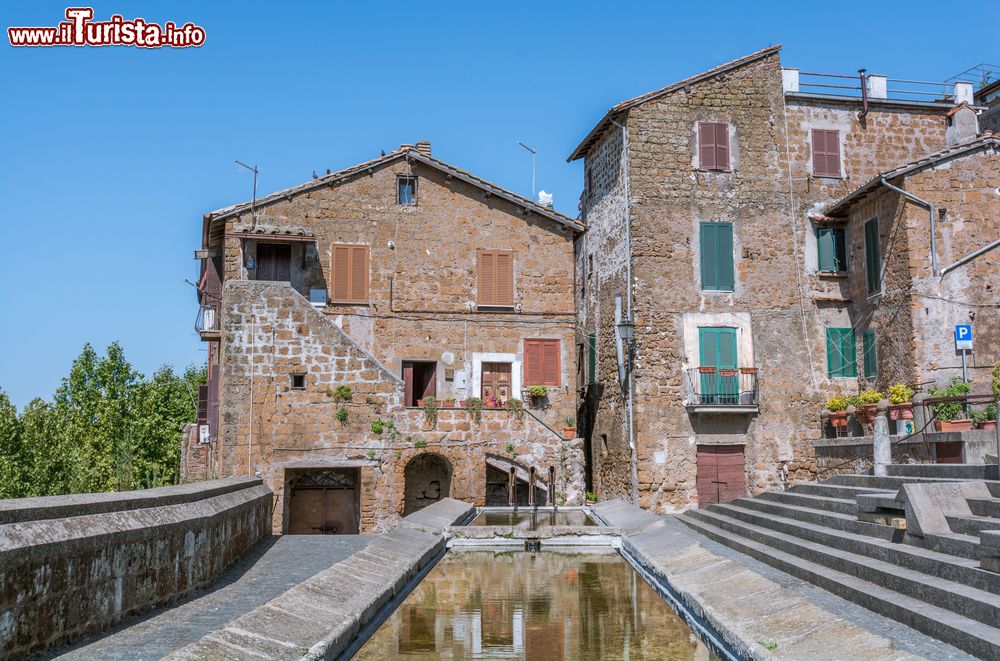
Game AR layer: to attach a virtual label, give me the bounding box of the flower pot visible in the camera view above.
[829,411,849,428]
[855,404,877,426]
[740,367,758,375]
[441,402,456,408]
[698,367,716,374]
[980,421,998,430]
[719,369,739,377]
[416,399,423,408]
[459,401,467,408]
[562,427,577,439]
[935,419,973,432]
[889,403,913,421]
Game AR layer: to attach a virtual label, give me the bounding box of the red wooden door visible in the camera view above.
[402,361,436,406]
[696,445,745,507]
[256,244,291,281]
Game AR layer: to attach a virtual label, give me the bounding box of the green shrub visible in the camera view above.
[992,361,1000,400]
[888,384,914,405]
[856,389,883,406]
[332,385,353,402]
[930,379,971,422]
[366,449,376,461]
[507,397,524,421]
[585,491,598,503]
[565,417,576,428]
[974,403,997,423]
[336,406,348,423]
[422,396,438,428]
[504,442,515,457]
[826,395,852,412]
[527,385,549,397]
[465,397,483,424]
[371,419,385,434]
[413,438,428,449]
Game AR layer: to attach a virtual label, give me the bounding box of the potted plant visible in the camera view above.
[825,395,852,431]
[507,397,524,421]
[888,383,915,421]
[974,404,997,431]
[562,417,576,439]
[527,385,548,407]
[465,397,483,424]
[930,379,972,431]
[423,396,438,429]
[854,389,883,426]
[441,397,456,408]
[484,393,502,408]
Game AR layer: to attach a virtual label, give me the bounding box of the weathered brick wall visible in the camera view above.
[220,281,584,533]
[0,478,270,658]
[577,124,632,501]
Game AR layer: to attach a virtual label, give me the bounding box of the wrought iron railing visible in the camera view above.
[684,367,759,407]
[195,304,219,334]
[785,69,970,105]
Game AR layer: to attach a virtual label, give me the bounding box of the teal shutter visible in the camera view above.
[587,332,597,384]
[863,329,877,378]
[700,222,734,291]
[817,227,847,272]
[826,328,857,378]
[865,218,880,293]
[699,327,738,402]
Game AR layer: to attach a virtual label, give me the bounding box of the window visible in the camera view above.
[331,244,370,304]
[699,222,735,291]
[863,328,878,379]
[826,328,857,378]
[587,332,597,385]
[864,218,881,294]
[477,249,514,306]
[524,339,560,386]
[698,327,738,404]
[811,129,841,178]
[290,374,306,390]
[698,122,730,171]
[397,175,417,205]
[402,361,436,407]
[816,226,847,272]
[255,243,291,282]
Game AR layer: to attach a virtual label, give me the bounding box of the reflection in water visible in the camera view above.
[468,509,597,528]
[354,549,712,660]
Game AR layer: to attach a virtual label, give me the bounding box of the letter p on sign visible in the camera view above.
[955,324,973,351]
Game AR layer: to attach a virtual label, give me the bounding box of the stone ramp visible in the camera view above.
[598,501,965,660]
[163,498,473,661]
[678,470,1000,660]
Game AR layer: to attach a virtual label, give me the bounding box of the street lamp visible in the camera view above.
[617,318,635,346]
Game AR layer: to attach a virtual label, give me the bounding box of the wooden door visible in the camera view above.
[696,445,745,507]
[287,470,360,534]
[256,243,291,282]
[403,361,436,406]
[482,362,512,405]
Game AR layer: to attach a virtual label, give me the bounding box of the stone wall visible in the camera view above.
[0,477,270,658]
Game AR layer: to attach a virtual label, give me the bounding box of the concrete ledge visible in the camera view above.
[0,476,262,524]
[164,498,474,661]
[590,499,665,532]
[0,478,271,658]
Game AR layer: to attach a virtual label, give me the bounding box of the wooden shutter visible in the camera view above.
[524,339,559,386]
[587,332,597,384]
[331,244,369,304]
[812,129,841,177]
[864,218,881,294]
[477,249,514,306]
[698,123,717,170]
[826,328,857,378]
[196,384,208,425]
[700,222,734,291]
[863,329,878,378]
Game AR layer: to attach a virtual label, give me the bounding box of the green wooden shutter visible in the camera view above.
[699,328,738,402]
[587,332,597,384]
[700,222,734,291]
[863,329,877,378]
[818,227,847,272]
[865,218,880,294]
[826,328,857,378]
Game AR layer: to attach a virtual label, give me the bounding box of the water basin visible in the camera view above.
[467,508,597,528]
[353,548,711,659]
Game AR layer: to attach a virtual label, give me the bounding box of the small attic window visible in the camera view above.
[397,176,417,205]
[290,374,306,390]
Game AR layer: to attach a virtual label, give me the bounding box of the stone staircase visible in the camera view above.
[677,465,1000,660]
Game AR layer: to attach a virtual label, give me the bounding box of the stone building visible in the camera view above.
[569,45,992,511]
[188,143,586,533]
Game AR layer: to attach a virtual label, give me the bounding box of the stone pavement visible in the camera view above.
[45,535,372,661]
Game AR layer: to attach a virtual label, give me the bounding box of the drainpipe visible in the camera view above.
[858,69,869,120]
[879,178,938,276]
[940,237,1000,277]
[610,115,640,505]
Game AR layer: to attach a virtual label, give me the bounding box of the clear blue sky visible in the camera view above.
[0,1,995,408]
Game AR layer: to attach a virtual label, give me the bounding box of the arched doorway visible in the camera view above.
[404,454,452,515]
[286,468,360,534]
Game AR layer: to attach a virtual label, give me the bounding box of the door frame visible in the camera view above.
[284,467,361,534]
[471,352,521,401]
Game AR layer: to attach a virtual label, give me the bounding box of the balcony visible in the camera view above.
[684,367,759,414]
[195,304,220,339]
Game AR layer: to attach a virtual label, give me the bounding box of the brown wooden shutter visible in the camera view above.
[496,251,513,305]
[331,244,369,303]
[541,340,560,386]
[196,384,208,425]
[714,123,729,171]
[698,122,716,170]
[524,339,560,386]
[478,250,496,305]
[478,250,514,306]
[812,129,841,177]
[523,340,541,385]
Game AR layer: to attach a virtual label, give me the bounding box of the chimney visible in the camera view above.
[946,103,979,146]
[414,141,432,156]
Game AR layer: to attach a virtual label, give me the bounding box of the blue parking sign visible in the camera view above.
[955,324,973,350]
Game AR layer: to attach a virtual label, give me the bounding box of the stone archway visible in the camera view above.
[404,453,453,515]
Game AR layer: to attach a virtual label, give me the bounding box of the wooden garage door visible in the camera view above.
[287,469,360,534]
[696,445,745,507]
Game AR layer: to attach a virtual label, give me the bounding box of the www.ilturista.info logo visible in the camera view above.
[8,8,206,48]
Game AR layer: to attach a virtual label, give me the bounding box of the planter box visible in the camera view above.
[562,427,576,439]
[979,421,997,431]
[829,411,849,428]
[855,404,878,426]
[935,419,974,432]
[889,403,913,421]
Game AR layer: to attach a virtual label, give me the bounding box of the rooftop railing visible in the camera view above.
[783,69,974,106]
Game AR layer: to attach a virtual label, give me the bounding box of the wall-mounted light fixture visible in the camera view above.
[244,255,255,270]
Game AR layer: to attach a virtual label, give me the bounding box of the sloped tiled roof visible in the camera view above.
[824,132,1000,216]
[567,45,782,162]
[206,147,584,233]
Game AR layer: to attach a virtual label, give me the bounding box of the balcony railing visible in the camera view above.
[782,69,973,106]
[684,367,759,413]
[195,304,220,337]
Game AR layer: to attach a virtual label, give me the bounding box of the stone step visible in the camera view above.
[730,496,893,539]
[790,482,894,500]
[700,502,1000,593]
[678,511,1000,661]
[969,498,1000,518]
[886,464,999,480]
[828,473,1000,491]
[947,515,1000,536]
[756,490,857,515]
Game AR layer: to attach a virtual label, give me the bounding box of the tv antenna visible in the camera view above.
[517,141,536,197]
[235,160,259,226]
